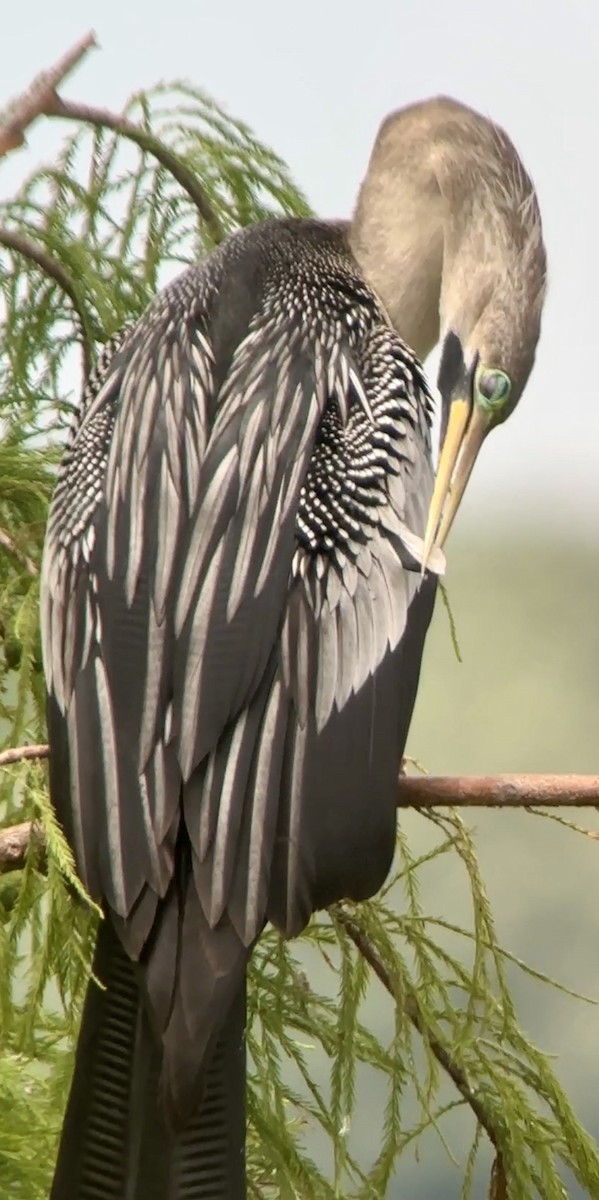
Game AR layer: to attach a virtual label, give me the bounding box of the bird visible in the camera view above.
[40,95,546,1198]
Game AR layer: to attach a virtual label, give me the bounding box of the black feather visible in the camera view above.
[41,217,439,1185]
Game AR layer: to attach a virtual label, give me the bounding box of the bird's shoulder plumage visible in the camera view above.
[41,217,437,1118]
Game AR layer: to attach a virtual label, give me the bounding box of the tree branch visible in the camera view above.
[0,820,42,872]
[397,773,599,808]
[0,30,222,244]
[41,95,223,243]
[0,226,95,378]
[1,757,598,873]
[0,32,97,158]
[0,525,39,576]
[335,907,502,1152]
[0,744,49,768]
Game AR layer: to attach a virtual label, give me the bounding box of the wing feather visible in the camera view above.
[174,445,237,635]
[93,657,127,913]
[41,233,439,1116]
[42,280,332,947]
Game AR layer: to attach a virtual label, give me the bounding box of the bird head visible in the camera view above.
[423,100,547,562]
[350,95,547,567]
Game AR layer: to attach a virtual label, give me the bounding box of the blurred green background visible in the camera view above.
[400,520,598,1195]
[302,519,598,1196]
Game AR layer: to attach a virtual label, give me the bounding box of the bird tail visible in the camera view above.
[50,916,247,1199]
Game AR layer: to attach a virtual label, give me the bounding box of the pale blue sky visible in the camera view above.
[2,0,598,529]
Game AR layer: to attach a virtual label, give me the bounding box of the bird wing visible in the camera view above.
[41,253,439,1117]
[215,321,439,943]
[41,276,340,930]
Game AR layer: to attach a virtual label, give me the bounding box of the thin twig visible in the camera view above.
[397,774,599,808]
[0,820,43,872]
[0,744,49,768]
[0,32,97,158]
[0,746,49,875]
[0,226,94,377]
[43,96,223,242]
[0,526,38,576]
[335,907,501,1152]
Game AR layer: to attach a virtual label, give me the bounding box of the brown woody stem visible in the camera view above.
[43,96,223,241]
[397,773,599,809]
[336,907,501,1151]
[0,744,49,768]
[1,756,598,874]
[0,820,42,872]
[0,31,97,157]
[0,526,39,577]
[0,227,94,378]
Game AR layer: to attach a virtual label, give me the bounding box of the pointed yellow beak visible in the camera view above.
[422,397,489,570]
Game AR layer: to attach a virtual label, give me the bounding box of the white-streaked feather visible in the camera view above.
[138,772,163,889]
[61,590,79,709]
[174,446,237,636]
[254,486,286,597]
[244,679,286,945]
[367,560,395,668]
[237,401,268,494]
[105,464,121,582]
[325,561,343,612]
[154,457,182,621]
[183,418,202,511]
[226,447,266,621]
[124,453,149,607]
[149,739,168,843]
[292,591,311,727]
[139,600,167,772]
[94,657,127,914]
[348,365,375,424]
[264,423,281,494]
[209,708,252,927]
[284,721,308,934]
[315,597,338,733]
[335,586,359,709]
[66,696,89,885]
[80,590,95,675]
[131,372,159,473]
[351,576,376,694]
[180,537,227,779]
[164,396,184,495]
[373,540,411,651]
[190,340,213,395]
[197,752,218,862]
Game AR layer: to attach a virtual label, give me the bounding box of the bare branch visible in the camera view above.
[0,226,94,377]
[0,743,49,767]
[0,525,38,576]
[397,773,599,809]
[43,96,223,242]
[2,764,598,874]
[0,746,49,874]
[0,32,97,158]
[335,906,502,1152]
[0,820,42,872]
[490,1154,508,1200]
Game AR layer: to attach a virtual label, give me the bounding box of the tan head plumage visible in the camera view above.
[350,95,547,558]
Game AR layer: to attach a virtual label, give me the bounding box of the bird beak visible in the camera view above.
[422,396,488,570]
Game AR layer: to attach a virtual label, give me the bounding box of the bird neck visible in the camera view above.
[348,172,445,363]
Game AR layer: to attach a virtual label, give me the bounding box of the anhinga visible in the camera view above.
[40,96,546,1198]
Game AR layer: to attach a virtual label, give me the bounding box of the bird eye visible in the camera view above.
[476,368,511,408]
